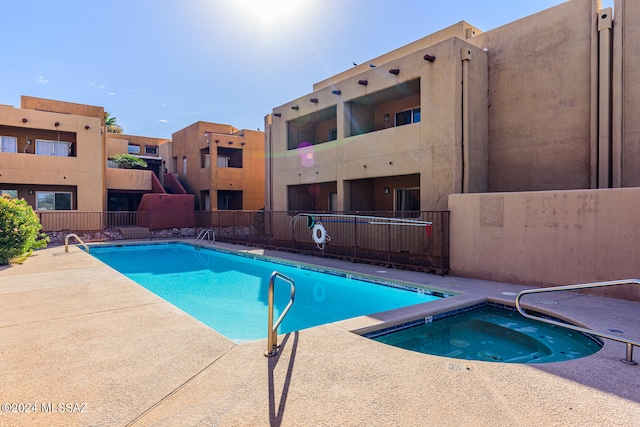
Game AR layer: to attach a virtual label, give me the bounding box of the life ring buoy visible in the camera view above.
[312,223,327,244]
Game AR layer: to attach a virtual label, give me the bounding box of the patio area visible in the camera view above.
[0,242,638,426]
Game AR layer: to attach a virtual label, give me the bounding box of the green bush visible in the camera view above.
[110,153,148,169]
[0,196,49,265]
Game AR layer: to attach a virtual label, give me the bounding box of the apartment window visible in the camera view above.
[216,147,242,168]
[35,139,71,157]
[328,128,337,141]
[0,189,18,199]
[0,136,17,153]
[128,144,141,154]
[182,156,187,175]
[217,155,230,168]
[395,107,421,127]
[36,191,72,211]
[145,146,158,156]
[395,188,420,214]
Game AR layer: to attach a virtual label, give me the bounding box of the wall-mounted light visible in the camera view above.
[423,54,436,62]
[331,90,341,95]
[357,79,368,86]
[291,105,299,110]
[54,121,60,127]
[22,118,28,123]
[384,187,390,194]
[310,98,318,103]
[273,113,281,117]
[384,114,390,122]
[389,69,400,75]
[29,189,34,195]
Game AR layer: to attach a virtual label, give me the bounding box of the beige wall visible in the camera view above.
[468,0,598,192]
[449,189,640,301]
[105,168,153,191]
[615,0,640,186]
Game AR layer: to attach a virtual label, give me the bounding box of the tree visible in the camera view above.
[105,112,123,134]
[0,196,49,264]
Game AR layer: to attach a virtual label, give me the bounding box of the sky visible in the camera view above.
[0,0,614,139]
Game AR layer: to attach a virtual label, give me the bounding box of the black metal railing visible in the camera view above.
[39,210,449,274]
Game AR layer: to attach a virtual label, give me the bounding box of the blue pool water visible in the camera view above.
[89,243,443,343]
[370,305,602,363]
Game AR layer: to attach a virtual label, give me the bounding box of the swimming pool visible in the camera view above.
[88,243,447,343]
[368,304,602,363]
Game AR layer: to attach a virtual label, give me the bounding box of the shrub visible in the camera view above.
[110,153,148,169]
[0,196,49,265]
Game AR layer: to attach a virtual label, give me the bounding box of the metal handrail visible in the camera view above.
[264,271,296,357]
[64,233,90,254]
[515,279,640,365]
[196,228,215,244]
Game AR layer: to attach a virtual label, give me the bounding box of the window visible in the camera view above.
[0,136,17,153]
[182,156,187,175]
[217,155,230,168]
[35,139,71,156]
[36,192,72,210]
[0,189,18,199]
[328,128,337,141]
[201,147,211,168]
[395,107,421,127]
[216,147,242,168]
[395,188,420,215]
[128,145,141,154]
[145,146,158,156]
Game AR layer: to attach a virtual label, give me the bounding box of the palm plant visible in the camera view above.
[105,112,123,134]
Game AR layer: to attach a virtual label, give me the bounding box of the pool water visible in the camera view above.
[89,243,442,343]
[370,306,602,363]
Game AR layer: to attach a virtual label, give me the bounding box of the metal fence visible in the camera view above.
[38,210,449,274]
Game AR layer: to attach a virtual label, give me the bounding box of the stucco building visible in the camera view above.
[266,0,640,297]
[170,122,265,211]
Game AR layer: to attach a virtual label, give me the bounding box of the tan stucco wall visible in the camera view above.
[616,0,640,186]
[449,189,640,300]
[105,168,152,191]
[468,0,598,192]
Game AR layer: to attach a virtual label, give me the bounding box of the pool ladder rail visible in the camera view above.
[265,271,296,357]
[515,279,640,365]
[196,228,215,247]
[64,233,90,254]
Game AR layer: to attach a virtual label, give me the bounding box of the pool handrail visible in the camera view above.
[515,279,640,365]
[265,271,296,357]
[64,233,90,254]
[196,228,215,246]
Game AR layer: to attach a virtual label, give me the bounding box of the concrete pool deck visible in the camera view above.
[0,242,638,426]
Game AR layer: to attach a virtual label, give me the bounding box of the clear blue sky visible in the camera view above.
[0,0,613,139]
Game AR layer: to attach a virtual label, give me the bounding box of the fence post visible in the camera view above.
[353,217,357,261]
